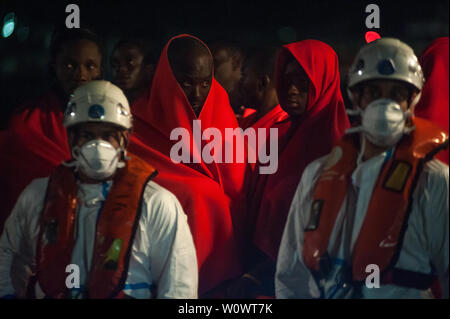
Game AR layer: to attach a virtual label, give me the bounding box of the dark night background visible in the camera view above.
[0,0,448,128]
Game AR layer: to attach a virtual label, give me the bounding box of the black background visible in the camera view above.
[0,0,448,128]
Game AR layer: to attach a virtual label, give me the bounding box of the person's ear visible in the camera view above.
[121,129,131,149]
[232,54,243,71]
[261,74,271,90]
[256,77,264,93]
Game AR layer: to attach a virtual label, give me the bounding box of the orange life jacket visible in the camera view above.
[34,153,158,299]
[303,118,448,285]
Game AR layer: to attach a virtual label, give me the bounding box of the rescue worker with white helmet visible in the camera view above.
[0,80,198,299]
[275,38,449,298]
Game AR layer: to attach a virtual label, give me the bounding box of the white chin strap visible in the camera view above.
[357,134,367,165]
[116,148,128,169]
[61,160,79,170]
[344,107,364,135]
[410,91,422,109]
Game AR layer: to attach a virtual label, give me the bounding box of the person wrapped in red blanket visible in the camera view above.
[230,40,349,298]
[238,46,288,131]
[128,34,250,296]
[0,28,104,234]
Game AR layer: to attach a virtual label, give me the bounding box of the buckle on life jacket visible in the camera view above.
[305,200,324,231]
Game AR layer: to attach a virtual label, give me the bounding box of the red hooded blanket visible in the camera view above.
[0,92,71,233]
[128,34,249,294]
[415,37,449,164]
[251,40,350,261]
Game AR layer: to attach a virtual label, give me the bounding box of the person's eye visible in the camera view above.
[87,63,97,70]
[201,81,210,88]
[128,59,135,66]
[80,133,91,140]
[367,87,378,98]
[65,63,74,69]
[182,82,192,88]
[103,133,114,140]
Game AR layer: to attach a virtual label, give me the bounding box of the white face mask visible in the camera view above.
[71,139,125,180]
[346,98,415,148]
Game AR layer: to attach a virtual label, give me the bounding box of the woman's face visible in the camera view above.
[279,56,310,118]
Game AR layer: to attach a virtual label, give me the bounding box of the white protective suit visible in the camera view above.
[275,149,449,299]
[0,176,198,299]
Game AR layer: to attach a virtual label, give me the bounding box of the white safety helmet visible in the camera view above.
[347,38,424,105]
[64,80,132,129]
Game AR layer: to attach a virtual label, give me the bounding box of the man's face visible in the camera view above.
[239,62,261,109]
[110,45,148,92]
[69,122,127,151]
[279,58,309,118]
[213,49,242,110]
[357,80,414,112]
[54,39,102,97]
[213,49,241,93]
[172,54,213,117]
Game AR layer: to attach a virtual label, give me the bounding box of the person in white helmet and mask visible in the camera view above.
[0,80,198,299]
[275,38,449,299]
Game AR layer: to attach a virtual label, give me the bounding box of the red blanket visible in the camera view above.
[239,105,288,130]
[251,40,350,261]
[128,34,249,294]
[415,37,449,164]
[0,92,71,233]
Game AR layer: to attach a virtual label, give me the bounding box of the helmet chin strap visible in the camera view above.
[357,134,367,165]
[409,91,422,110]
[346,87,355,105]
[118,131,131,167]
[117,149,127,168]
[345,105,364,135]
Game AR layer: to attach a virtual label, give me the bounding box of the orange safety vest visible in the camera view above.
[303,118,448,285]
[34,153,158,299]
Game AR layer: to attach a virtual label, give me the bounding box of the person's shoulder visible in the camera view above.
[292,155,329,204]
[421,159,449,185]
[142,180,180,205]
[412,159,449,230]
[414,159,449,207]
[423,158,449,173]
[22,177,50,197]
[14,177,49,215]
[302,155,329,181]
[141,180,184,221]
